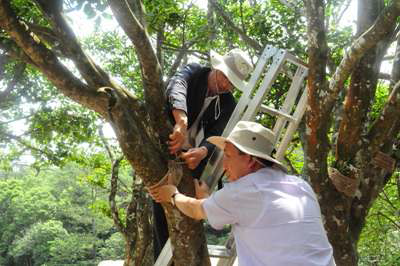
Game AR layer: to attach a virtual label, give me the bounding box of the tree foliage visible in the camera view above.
[1,0,399,265]
[0,164,126,266]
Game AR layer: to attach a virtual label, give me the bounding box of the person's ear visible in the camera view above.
[248,155,257,168]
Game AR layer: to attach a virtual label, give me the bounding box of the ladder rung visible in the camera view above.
[207,245,232,258]
[259,105,296,123]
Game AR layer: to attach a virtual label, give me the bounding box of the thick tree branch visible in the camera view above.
[324,1,400,116]
[33,0,115,90]
[209,0,262,52]
[304,0,330,187]
[109,0,170,142]
[336,0,388,162]
[367,81,400,153]
[25,22,59,47]
[305,2,357,264]
[0,0,106,114]
[0,37,36,64]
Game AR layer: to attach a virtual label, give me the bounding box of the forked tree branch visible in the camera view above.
[33,0,115,90]
[0,0,106,115]
[324,1,400,116]
[108,0,170,142]
[336,1,393,162]
[0,37,36,65]
[304,0,330,184]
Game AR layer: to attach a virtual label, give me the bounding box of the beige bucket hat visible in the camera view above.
[210,49,253,91]
[207,121,287,172]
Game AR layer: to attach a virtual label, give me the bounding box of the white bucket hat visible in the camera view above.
[207,121,287,172]
[210,49,253,91]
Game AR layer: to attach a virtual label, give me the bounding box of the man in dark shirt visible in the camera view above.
[153,48,253,259]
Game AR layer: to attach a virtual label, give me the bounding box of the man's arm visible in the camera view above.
[169,109,188,154]
[174,193,207,220]
[148,180,210,220]
[165,63,202,114]
[166,63,202,154]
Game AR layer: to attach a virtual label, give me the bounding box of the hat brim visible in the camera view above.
[207,136,287,173]
[210,50,247,92]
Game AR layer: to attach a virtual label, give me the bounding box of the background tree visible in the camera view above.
[0,163,126,266]
[1,0,399,265]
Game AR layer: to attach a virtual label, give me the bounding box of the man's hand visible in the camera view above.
[194,179,210,199]
[148,185,178,204]
[169,122,187,154]
[180,147,208,169]
[169,109,188,154]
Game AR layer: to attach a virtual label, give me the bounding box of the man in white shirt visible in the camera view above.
[149,121,336,266]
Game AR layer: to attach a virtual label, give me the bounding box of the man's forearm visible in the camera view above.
[172,109,188,126]
[174,193,207,220]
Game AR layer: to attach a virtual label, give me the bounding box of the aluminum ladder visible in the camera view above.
[154,45,309,266]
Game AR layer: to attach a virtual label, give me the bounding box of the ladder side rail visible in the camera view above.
[220,45,279,136]
[280,65,307,107]
[242,50,288,121]
[272,66,308,142]
[275,87,308,161]
[199,45,279,187]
